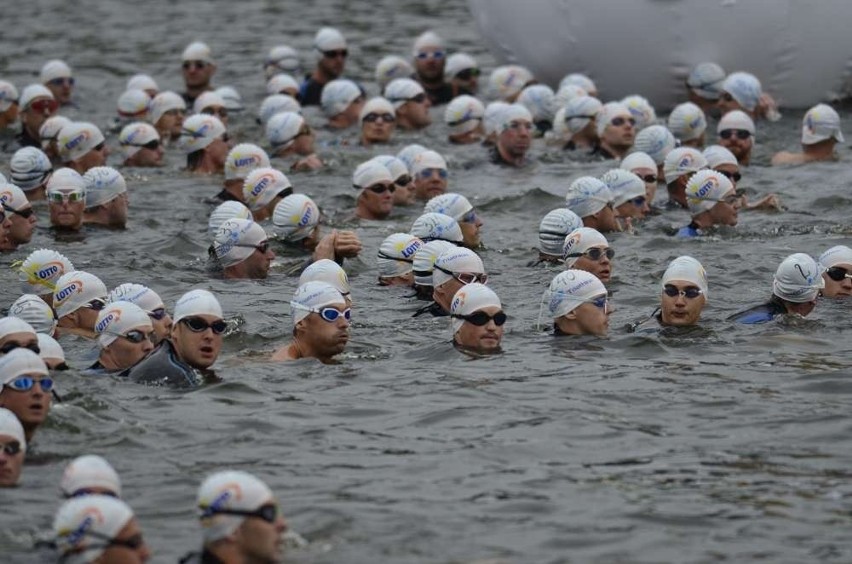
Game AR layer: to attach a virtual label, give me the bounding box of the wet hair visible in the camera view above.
[187,148,204,171]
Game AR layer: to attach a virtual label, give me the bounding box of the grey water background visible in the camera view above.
[1,0,852,562]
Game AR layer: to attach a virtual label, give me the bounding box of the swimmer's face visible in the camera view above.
[708,192,739,227]
[615,196,649,220]
[300,304,350,358]
[235,499,287,563]
[106,193,129,228]
[718,129,752,162]
[242,241,275,279]
[713,164,740,190]
[399,95,431,128]
[786,299,817,318]
[207,135,231,170]
[130,142,165,167]
[413,168,447,200]
[148,311,172,346]
[48,192,85,230]
[1,102,19,125]
[392,175,415,206]
[559,295,610,337]
[98,518,151,564]
[415,46,445,81]
[182,60,216,89]
[0,371,52,431]
[361,113,395,145]
[717,91,742,115]
[102,324,154,371]
[602,113,635,147]
[660,282,706,326]
[292,126,316,155]
[21,96,57,135]
[454,305,504,353]
[451,68,479,94]
[459,209,483,248]
[7,205,36,245]
[319,49,347,79]
[572,245,612,283]
[0,332,39,356]
[76,143,110,172]
[593,203,620,233]
[157,109,185,139]
[379,272,414,287]
[630,166,658,204]
[359,183,394,219]
[0,431,24,487]
[822,263,852,298]
[340,95,365,126]
[498,119,532,158]
[172,314,223,370]
[46,77,74,106]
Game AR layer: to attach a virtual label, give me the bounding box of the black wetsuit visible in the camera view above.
[179,549,225,564]
[297,76,326,106]
[589,143,616,160]
[422,82,454,106]
[412,301,447,318]
[127,340,212,389]
[16,128,40,148]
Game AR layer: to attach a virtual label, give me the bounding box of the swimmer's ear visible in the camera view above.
[563,311,577,320]
[294,318,307,334]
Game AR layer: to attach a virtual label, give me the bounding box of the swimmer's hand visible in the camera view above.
[745,193,783,212]
[757,93,781,121]
[334,230,362,258]
[290,154,323,172]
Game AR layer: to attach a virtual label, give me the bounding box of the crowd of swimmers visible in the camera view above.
[0,25,850,562]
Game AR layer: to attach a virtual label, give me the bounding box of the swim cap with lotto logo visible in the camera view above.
[53,271,108,319]
[663,147,707,184]
[118,122,159,159]
[543,270,607,319]
[9,294,57,335]
[662,256,709,298]
[378,233,423,279]
[61,454,122,498]
[565,176,613,218]
[53,495,134,564]
[410,212,463,244]
[621,95,656,129]
[213,218,267,267]
[412,240,456,287]
[290,281,346,326]
[95,301,152,348]
[10,146,53,192]
[242,167,292,211]
[208,201,251,236]
[58,122,105,163]
[197,470,276,542]
[450,283,502,334]
[272,194,320,242]
[300,259,351,298]
[18,248,74,295]
[562,227,609,267]
[773,253,825,303]
[685,169,733,216]
[539,208,583,257]
[224,144,270,181]
[0,183,30,214]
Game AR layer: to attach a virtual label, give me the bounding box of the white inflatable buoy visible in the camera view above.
[469,0,852,109]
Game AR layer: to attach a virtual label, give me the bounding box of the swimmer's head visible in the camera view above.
[60,454,122,498]
[668,102,707,143]
[565,176,614,219]
[801,104,844,146]
[224,143,270,181]
[633,125,677,166]
[9,294,57,336]
[538,208,583,257]
[272,194,320,243]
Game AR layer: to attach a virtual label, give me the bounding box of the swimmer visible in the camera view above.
[211,218,275,280]
[424,193,483,248]
[53,495,151,563]
[631,256,708,330]
[593,102,635,159]
[299,27,349,106]
[430,247,487,316]
[264,44,301,80]
[219,144,271,203]
[10,146,53,200]
[0,206,10,250]
[149,91,186,143]
[718,71,778,120]
[18,248,75,306]
[444,53,479,96]
[216,86,244,115]
[58,122,109,174]
[0,183,37,251]
[116,89,150,126]
[560,73,597,98]
[562,227,614,284]
[676,170,739,237]
[181,41,216,105]
[410,212,464,246]
[488,65,535,103]
[717,110,756,165]
[89,301,155,374]
[385,78,432,130]
[274,281,350,363]
[564,177,619,233]
[663,147,707,209]
[129,289,224,388]
[242,167,293,221]
[107,283,172,346]
[372,155,415,206]
[194,91,229,126]
[0,407,26,487]
[375,55,415,94]
[46,168,87,232]
[118,123,164,167]
[411,150,449,200]
[185,470,287,563]
[542,270,610,337]
[412,31,454,105]
[82,167,129,229]
[0,349,52,443]
[818,245,852,298]
[518,84,555,134]
[9,295,57,337]
[37,334,67,370]
[535,208,583,265]
[40,60,74,106]
[352,160,395,220]
[17,85,57,149]
[0,317,39,356]
[444,95,485,144]
[60,454,122,498]
[299,260,352,309]
[320,79,365,129]
[411,240,456,302]
[266,112,322,171]
[126,73,159,98]
[266,73,300,98]
[668,102,707,148]
[271,194,362,267]
[633,125,677,182]
[622,94,656,131]
[481,101,509,147]
[258,94,301,127]
[601,169,650,226]
[179,115,229,175]
[704,145,781,211]
[490,104,533,167]
[449,283,505,354]
[685,62,726,114]
[53,270,109,338]
[620,151,659,207]
[377,233,423,287]
[0,81,18,130]
[561,96,602,151]
[359,97,396,146]
[729,253,825,324]
[772,104,843,166]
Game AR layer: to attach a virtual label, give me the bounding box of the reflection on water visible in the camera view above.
[1,0,852,562]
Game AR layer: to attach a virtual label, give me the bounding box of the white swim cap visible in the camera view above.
[82,167,127,209]
[19,84,54,110]
[444,95,485,136]
[483,101,510,137]
[550,107,570,142]
[562,227,609,267]
[290,281,346,326]
[38,333,65,366]
[299,259,351,298]
[0,80,18,112]
[60,455,122,498]
[702,145,738,168]
[411,212,463,244]
[266,73,299,95]
[0,317,36,341]
[9,294,56,335]
[174,289,223,323]
[544,269,607,318]
[563,95,602,136]
[662,256,709,298]
[372,155,409,182]
[450,283,502,333]
[352,160,392,193]
[378,233,423,279]
[0,348,48,383]
[116,89,149,118]
[0,407,26,452]
[517,85,555,123]
[314,27,347,53]
[620,151,656,172]
[721,71,762,112]
[47,167,86,194]
[40,60,72,84]
[149,91,186,125]
[193,92,226,116]
[0,183,29,215]
[182,41,214,64]
[242,168,292,211]
[95,301,152,349]
[39,115,71,149]
[359,97,395,125]
[687,62,726,100]
[18,248,74,295]
[801,104,844,145]
[412,240,456,287]
[565,176,613,218]
[208,201,251,236]
[53,495,134,564]
[266,111,308,151]
[178,114,226,153]
[272,194,320,242]
[413,30,444,56]
[433,247,485,288]
[107,283,165,314]
[601,169,646,207]
[126,74,158,94]
[595,102,633,137]
[215,87,243,112]
[265,45,300,78]
[58,122,105,163]
[224,143,270,181]
[444,53,478,81]
[622,95,656,129]
[213,218,268,267]
[819,245,852,268]
[118,122,159,159]
[375,56,414,90]
[633,125,677,166]
[663,147,707,184]
[717,110,756,136]
[773,253,825,303]
[685,169,734,216]
[8,151,41,189]
[559,73,597,95]
[320,79,362,117]
[498,103,534,133]
[539,208,583,257]
[384,78,426,110]
[53,271,108,319]
[487,65,534,101]
[411,150,447,177]
[396,143,427,173]
[424,193,473,223]
[668,102,707,142]
[258,94,301,125]
[553,84,587,110]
